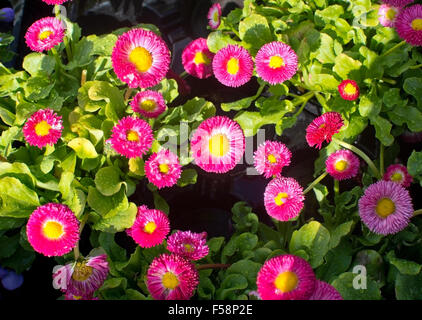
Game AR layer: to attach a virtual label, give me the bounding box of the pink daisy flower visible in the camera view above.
[126,205,170,248]
[26,203,79,257]
[182,38,214,79]
[42,0,70,4]
[396,4,422,46]
[338,80,360,101]
[131,90,167,118]
[145,149,182,189]
[379,4,400,27]
[309,280,343,300]
[64,292,99,300]
[25,17,65,52]
[264,177,305,221]
[383,164,413,188]
[253,141,292,178]
[306,112,344,149]
[52,254,109,296]
[255,42,298,85]
[147,253,199,300]
[23,109,63,149]
[111,28,171,88]
[167,231,209,261]
[359,180,414,235]
[325,149,360,181]
[207,3,222,30]
[191,116,245,173]
[381,0,414,7]
[257,254,316,300]
[212,45,253,87]
[108,116,153,159]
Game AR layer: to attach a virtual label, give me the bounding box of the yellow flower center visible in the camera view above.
[344,83,357,95]
[411,18,422,31]
[391,172,403,182]
[375,198,396,218]
[126,130,139,142]
[267,154,277,164]
[72,262,94,282]
[162,272,179,290]
[274,271,298,293]
[227,57,240,75]
[144,221,157,234]
[269,56,285,69]
[73,296,82,300]
[335,159,349,172]
[35,121,51,137]
[140,99,157,112]
[386,8,397,21]
[319,123,326,129]
[194,51,211,65]
[129,47,153,73]
[208,133,230,157]
[39,30,53,40]
[42,221,64,240]
[274,192,289,206]
[184,243,194,253]
[213,11,219,22]
[159,163,169,174]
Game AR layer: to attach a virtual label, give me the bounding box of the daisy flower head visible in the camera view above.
[325,149,360,181]
[256,254,316,300]
[190,116,245,173]
[359,180,414,235]
[108,116,153,159]
[207,3,222,30]
[338,79,360,101]
[126,205,170,248]
[212,45,253,87]
[305,112,344,149]
[23,109,63,149]
[111,28,171,88]
[147,253,199,300]
[396,4,422,46]
[383,164,413,188]
[42,0,70,4]
[26,203,79,257]
[379,4,400,27]
[25,17,65,52]
[255,41,298,85]
[309,280,343,300]
[52,254,109,296]
[64,292,98,300]
[264,177,305,221]
[182,38,214,79]
[381,0,414,7]
[145,149,182,189]
[253,141,292,178]
[131,90,167,118]
[167,231,209,261]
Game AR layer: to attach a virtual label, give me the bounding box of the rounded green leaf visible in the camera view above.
[68,137,98,159]
[95,166,123,196]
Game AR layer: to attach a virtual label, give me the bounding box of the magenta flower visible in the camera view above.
[25,17,65,52]
[309,280,343,300]
[338,80,360,101]
[395,4,422,46]
[379,4,400,27]
[23,109,63,149]
[253,141,292,178]
[145,149,182,189]
[325,149,360,181]
[305,112,344,149]
[131,90,167,118]
[167,231,209,261]
[383,164,413,187]
[182,38,214,79]
[207,3,222,30]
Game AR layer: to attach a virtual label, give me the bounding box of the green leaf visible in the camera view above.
[395,272,422,300]
[151,79,179,104]
[329,221,354,250]
[0,177,39,218]
[226,259,261,287]
[176,169,197,187]
[93,202,137,233]
[153,191,169,215]
[408,150,422,184]
[1,247,35,273]
[207,31,240,53]
[87,186,128,217]
[239,14,273,54]
[95,166,124,196]
[68,137,98,159]
[22,52,56,76]
[289,221,330,268]
[0,217,25,230]
[23,76,55,101]
[386,251,422,275]
[369,115,394,146]
[98,232,127,262]
[388,105,422,132]
[216,274,248,300]
[207,237,225,255]
[0,234,19,259]
[0,162,36,189]
[333,53,362,80]
[403,77,422,109]
[331,272,381,300]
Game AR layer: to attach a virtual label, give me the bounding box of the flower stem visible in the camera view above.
[413,209,422,217]
[293,92,315,117]
[303,171,328,195]
[331,137,381,179]
[380,143,384,176]
[196,264,231,270]
[81,69,87,86]
[179,71,188,79]
[380,40,407,58]
[410,64,422,70]
[63,36,73,61]
[334,179,339,196]
[74,214,89,261]
[124,88,134,102]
